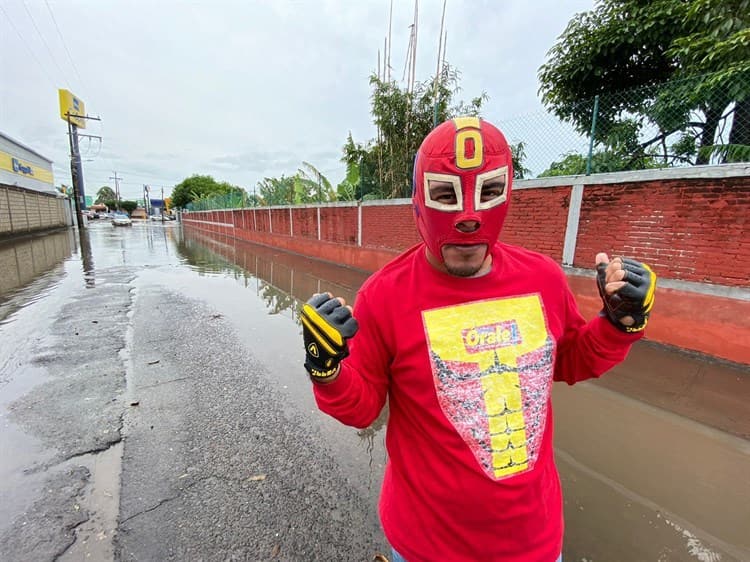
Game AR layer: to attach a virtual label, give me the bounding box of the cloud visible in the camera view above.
[1,0,595,197]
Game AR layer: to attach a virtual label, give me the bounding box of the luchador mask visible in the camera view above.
[412,117,513,262]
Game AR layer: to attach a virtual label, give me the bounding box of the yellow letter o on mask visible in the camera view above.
[455,129,483,169]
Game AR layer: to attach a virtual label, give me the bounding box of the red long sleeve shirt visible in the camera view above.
[314,243,640,562]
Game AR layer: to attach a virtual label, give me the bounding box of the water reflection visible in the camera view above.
[0,229,74,324]
[76,227,95,288]
[176,228,366,319]
[176,228,389,437]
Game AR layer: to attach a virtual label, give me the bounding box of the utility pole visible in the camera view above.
[68,117,85,226]
[65,113,101,228]
[161,187,165,221]
[144,184,151,216]
[109,172,122,204]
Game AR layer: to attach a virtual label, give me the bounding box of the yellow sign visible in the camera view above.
[58,89,86,128]
[0,150,54,185]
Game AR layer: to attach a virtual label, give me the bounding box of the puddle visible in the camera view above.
[555,382,750,560]
[58,442,123,562]
[0,421,49,537]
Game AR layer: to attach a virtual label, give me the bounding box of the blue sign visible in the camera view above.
[11,158,34,176]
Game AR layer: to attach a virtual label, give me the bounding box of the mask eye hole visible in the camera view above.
[430,183,458,205]
[475,167,508,210]
[424,173,463,211]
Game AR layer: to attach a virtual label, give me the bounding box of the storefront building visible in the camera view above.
[0,132,70,237]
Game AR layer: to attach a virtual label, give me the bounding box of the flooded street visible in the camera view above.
[0,223,748,561]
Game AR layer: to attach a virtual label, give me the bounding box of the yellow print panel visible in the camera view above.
[422,295,553,480]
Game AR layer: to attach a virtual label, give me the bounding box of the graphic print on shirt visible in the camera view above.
[422,295,554,480]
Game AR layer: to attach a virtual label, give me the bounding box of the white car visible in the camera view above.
[112,212,132,226]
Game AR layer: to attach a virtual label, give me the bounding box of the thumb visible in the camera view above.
[595,252,610,268]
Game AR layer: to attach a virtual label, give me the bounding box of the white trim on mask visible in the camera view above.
[475,166,508,211]
[423,172,463,212]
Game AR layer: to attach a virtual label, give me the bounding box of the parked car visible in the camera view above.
[112,212,132,227]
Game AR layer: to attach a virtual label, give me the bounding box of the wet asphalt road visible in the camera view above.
[0,223,387,561]
[0,222,748,562]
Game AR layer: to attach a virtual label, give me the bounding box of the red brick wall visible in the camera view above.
[503,186,571,262]
[254,208,271,232]
[362,204,421,250]
[271,208,291,236]
[574,177,749,285]
[292,208,317,239]
[182,171,749,288]
[320,206,357,244]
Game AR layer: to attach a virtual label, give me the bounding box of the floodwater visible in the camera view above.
[0,222,748,561]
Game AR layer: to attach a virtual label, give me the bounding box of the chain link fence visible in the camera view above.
[498,70,750,178]
[186,191,250,212]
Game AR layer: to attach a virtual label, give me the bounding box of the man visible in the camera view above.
[300,117,656,561]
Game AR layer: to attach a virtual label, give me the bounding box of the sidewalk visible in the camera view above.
[566,273,750,366]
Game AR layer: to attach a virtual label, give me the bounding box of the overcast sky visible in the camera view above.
[1,0,594,200]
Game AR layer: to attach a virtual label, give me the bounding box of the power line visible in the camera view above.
[0,4,57,89]
[44,0,87,92]
[53,163,179,184]
[21,0,70,88]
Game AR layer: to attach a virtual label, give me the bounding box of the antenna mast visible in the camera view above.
[433,0,447,126]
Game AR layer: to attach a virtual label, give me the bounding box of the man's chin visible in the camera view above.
[440,244,491,277]
[444,263,484,277]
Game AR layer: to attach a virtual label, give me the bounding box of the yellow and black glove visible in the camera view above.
[597,258,656,333]
[300,293,359,382]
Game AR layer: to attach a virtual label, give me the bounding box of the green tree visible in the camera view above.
[295,162,336,203]
[339,133,381,200]
[245,193,263,207]
[667,0,750,162]
[95,186,116,204]
[171,174,245,208]
[255,164,336,206]
[256,175,296,206]
[336,157,361,201]
[509,142,532,179]
[119,200,137,215]
[539,153,587,177]
[344,64,487,199]
[538,0,750,166]
[539,148,660,177]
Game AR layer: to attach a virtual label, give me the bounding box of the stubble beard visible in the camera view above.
[442,248,491,277]
[444,261,484,277]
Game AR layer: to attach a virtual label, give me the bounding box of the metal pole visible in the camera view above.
[67,117,85,228]
[586,95,600,176]
[359,158,363,200]
[109,172,122,204]
[432,0,447,127]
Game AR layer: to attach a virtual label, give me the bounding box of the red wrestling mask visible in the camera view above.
[413,117,513,263]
